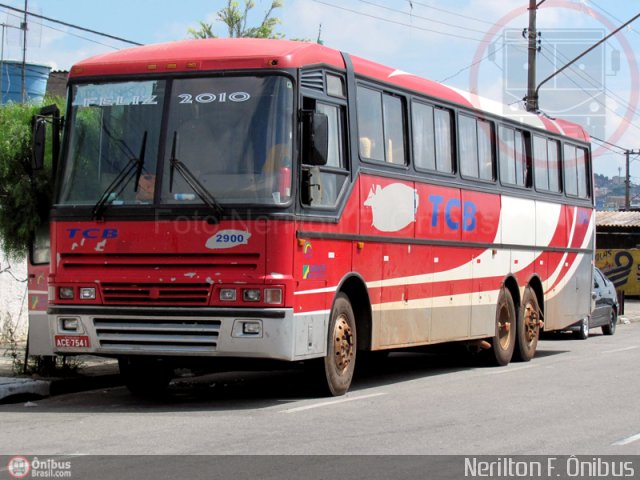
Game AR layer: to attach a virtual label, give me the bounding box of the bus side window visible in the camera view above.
[499,125,531,188]
[412,101,454,174]
[534,135,561,193]
[563,143,590,199]
[302,100,348,208]
[357,86,406,165]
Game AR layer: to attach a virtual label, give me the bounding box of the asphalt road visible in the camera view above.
[0,320,638,459]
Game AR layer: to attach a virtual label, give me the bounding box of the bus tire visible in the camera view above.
[490,287,516,366]
[514,287,540,362]
[320,293,357,396]
[119,357,172,397]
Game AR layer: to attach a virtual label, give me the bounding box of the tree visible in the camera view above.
[189,0,284,39]
[0,97,62,260]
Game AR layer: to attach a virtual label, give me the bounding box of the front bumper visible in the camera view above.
[49,305,308,361]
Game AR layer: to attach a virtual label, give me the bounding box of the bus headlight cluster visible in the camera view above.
[243,289,261,302]
[58,286,97,301]
[80,287,96,300]
[218,286,283,305]
[59,287,74,300]
[220,289,237,301]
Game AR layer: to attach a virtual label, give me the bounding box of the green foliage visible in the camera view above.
[189,0,284,39]
[1,311,84,377]
[0,97,63,260]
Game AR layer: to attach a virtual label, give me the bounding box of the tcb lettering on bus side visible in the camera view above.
[67,228,119,239]
[428,194,477,231]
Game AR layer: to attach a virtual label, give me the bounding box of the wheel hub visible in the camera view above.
[523,302,539,342]
[333,314,354,372]
[497,305,512,349]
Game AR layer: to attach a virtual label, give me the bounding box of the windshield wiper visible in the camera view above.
[168,131,224,219]
[133,131,148,195]
[92,131,148,219]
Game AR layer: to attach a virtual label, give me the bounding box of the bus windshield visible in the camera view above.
[58,75,294,208]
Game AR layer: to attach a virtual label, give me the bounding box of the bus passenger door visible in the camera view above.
[297,97,351,356]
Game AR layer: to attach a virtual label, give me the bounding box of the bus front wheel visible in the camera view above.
[320,293,357,396]
[119,357,173,397]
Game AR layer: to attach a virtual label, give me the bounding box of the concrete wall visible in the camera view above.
[0,248,28,340]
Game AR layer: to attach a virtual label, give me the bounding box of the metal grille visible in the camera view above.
[101,283,211,305]
[301,69,324,92]
[94,317,221,353]
[59,253,259,270]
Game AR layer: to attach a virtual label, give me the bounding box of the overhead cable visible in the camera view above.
[0,2,142,46]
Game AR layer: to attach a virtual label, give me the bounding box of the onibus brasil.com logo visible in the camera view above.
[7,456,72,478]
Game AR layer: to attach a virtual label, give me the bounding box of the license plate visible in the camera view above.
[55,335,91,348]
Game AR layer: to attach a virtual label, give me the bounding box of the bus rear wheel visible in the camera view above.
[514,287,540,362]
[319,293,356,396]
[490,287,516,366]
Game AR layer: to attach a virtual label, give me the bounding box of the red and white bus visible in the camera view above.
[42,38,594,396]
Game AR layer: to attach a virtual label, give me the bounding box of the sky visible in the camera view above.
[1,0,639,180]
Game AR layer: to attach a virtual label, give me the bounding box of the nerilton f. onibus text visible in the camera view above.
[465,457,636,477]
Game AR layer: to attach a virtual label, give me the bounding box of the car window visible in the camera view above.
[594,269,605,288]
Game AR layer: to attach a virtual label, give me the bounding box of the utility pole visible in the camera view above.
[625,150,640,209]
[0,24,5,104]
[525,0,539,113]
[20,0,27,103]
[524,1,639,113]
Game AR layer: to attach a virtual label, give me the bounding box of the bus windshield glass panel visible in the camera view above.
[161,76,294,206]
[58,75,294,208]
[59,80,166,206]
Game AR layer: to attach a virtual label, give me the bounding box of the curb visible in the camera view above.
[0,377,50,402]
[0,373,122,404]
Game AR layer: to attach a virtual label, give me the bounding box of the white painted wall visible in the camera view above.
[0,247,29,340]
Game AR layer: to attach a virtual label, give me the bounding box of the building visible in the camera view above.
[595,210,640,295]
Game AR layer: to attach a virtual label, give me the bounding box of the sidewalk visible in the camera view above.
[0,343,121,403]
[2,300,639,404]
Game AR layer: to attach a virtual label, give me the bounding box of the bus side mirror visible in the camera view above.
[303,111,329,166]
[31,104,61,174]
[31,117,47,171]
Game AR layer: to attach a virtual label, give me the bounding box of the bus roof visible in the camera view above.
[69,38,590,143]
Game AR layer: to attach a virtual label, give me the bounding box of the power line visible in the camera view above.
[540,52,640,137]
[1,8,127,51]
[508,34,640,127]
[591,135,628,152]
[408,0,509,28]
[310,0,492,44]
[356,0,489,36]
[0,2,142,46]
[584,0,640,38]
[549,42,640,123]
[439,42,505,83]
[591,138,625,156]
[537,49,640,137]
